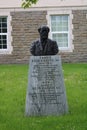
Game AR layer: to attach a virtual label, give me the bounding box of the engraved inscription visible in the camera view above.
[25,56,68,116]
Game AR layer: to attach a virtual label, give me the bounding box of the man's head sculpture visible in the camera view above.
[30,25,59,56]
[38,25,50,40]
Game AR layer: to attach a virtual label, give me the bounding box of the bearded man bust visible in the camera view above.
[30,25,59,56]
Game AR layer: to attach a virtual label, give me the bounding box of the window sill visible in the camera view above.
[59,47,74,53]
[0,48,13,55]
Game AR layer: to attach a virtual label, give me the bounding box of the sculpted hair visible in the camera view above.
[38,25,50,33]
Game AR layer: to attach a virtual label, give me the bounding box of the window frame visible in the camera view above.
[0,11,13,54]
[0,17,8,49]
[51,15,69,49]
[46,10,74,52]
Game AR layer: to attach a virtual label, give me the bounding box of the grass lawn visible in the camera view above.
[0,63,87,130]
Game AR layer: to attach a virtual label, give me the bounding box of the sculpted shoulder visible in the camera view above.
[32,39,40,45]
[48,38,57,44]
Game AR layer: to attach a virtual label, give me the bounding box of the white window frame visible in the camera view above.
[46,10,74,52]
[0,11,13,54]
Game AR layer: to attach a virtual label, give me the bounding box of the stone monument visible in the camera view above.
[25,25,68,116]
[25,55,68,116]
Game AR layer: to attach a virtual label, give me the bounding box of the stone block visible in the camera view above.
[25,55,68,116]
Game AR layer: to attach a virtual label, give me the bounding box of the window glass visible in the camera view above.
[52,33,68,47]
[0,17,7,49]
[51,15,69,48]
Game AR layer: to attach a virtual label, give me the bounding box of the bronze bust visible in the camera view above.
[30,25,59,56]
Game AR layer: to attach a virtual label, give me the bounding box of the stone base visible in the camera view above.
[25,55,68,116]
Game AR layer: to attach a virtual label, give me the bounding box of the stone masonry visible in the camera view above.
[0,11,47,64]
[61,10,87,63]
[0,10,87,63]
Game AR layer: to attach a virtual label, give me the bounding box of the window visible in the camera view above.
[0,17,7,49]
[51,15,69,49]
[0,11,13,54]
[47,10,74,52]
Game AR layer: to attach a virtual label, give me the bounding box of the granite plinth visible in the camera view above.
[25,55,68,116]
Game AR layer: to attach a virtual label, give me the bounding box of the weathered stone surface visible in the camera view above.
[25,55,68,116]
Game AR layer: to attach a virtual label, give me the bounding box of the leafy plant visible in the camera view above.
[22,0,38,8]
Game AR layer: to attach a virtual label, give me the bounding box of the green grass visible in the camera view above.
[0,63,87,130]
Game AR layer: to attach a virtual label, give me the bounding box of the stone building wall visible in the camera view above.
[61,10,87,62]
[0,10,87,64]
[0,11,47,64]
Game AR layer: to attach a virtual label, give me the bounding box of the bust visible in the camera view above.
[30,25,59,56]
